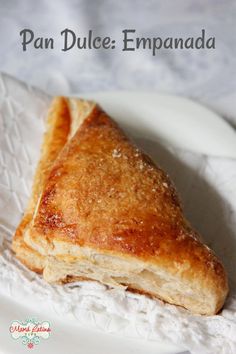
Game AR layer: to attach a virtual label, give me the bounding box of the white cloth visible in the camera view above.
[0,72,235,354]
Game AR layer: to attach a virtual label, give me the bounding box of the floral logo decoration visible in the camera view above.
[9,318,51,349]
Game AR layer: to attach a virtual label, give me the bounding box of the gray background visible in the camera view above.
[0,0,235,125]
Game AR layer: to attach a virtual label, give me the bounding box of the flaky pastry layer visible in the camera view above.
[12,97,229,315]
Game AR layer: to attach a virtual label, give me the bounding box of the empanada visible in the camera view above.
[12,97,229,315]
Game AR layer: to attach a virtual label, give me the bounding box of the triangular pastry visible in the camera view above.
[12,97,228,315]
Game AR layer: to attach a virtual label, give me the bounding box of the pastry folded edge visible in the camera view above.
[12,96,96,273]
[12,96,229,316]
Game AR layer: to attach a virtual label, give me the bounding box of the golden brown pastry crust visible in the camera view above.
[12,97,71,272]
[12,96,229,315]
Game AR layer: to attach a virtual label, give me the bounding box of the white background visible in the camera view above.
[0,0,235,126]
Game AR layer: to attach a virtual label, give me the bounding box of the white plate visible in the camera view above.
[82,91,236,159]
[1,73,235,354]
